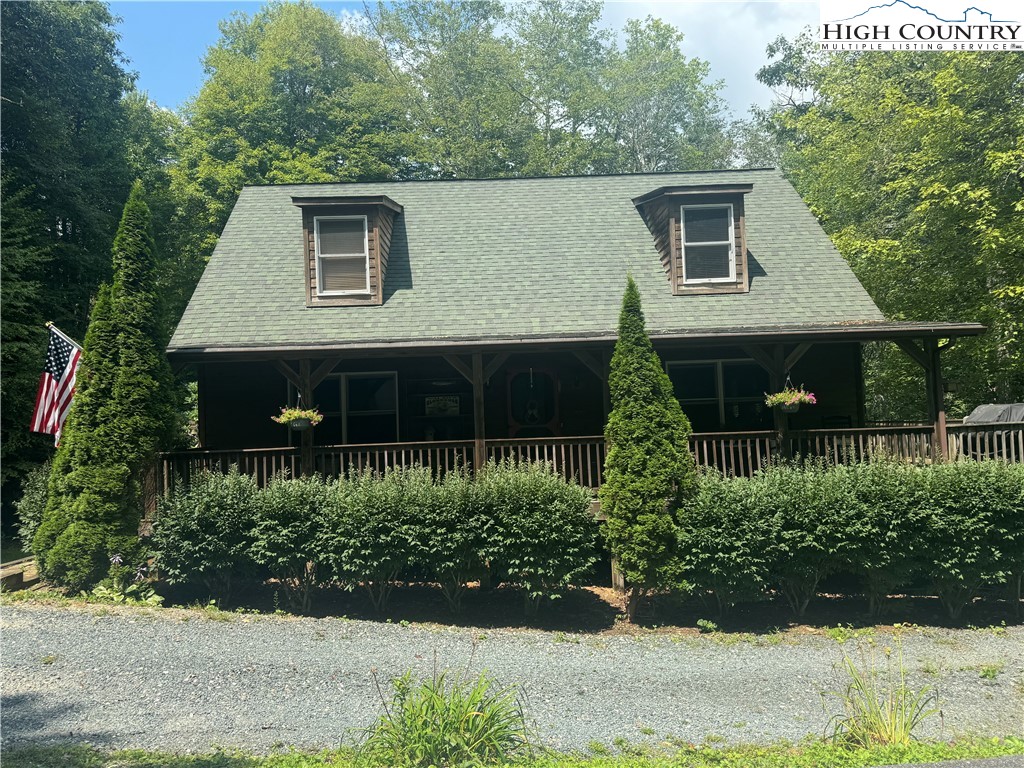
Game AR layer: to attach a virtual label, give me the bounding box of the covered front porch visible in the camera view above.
[162,321,1019,491]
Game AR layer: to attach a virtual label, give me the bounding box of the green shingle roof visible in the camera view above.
[168,169,886,353]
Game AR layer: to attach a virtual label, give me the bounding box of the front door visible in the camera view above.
[507,368,559,437]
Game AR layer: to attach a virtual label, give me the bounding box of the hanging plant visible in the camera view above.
[271,406,323,430]
[765,386,817,414]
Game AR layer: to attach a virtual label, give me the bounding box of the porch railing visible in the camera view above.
[156,423,1024,498]
[314,440,474,477]
[486,436,607,488]
[160,446,300,496]
[690,431,775,477]
[948,422,1024,463]
[788,425,937,464]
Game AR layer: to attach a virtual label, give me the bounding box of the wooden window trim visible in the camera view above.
[314,215,370,297]
[680,203,736,286]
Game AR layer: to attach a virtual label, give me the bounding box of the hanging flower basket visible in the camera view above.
[765,386,816,414]
[271,406,323,430]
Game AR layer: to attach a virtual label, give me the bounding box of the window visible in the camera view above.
[315,216,369,296]
[343,372,398,443]
[667,359,770,431]
[680,204,735,284]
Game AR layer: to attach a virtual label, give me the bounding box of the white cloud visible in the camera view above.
[600,1,818,117]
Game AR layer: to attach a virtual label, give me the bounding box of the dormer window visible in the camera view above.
[293,195,402,307]
[633,183,751,296]
[315,216,369,296]
[681,204,735,284]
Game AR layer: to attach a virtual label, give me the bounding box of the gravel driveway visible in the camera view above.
[2,602,1022,753]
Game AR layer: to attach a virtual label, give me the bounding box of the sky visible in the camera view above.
[110,0,819,118]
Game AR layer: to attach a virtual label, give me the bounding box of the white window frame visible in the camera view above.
[314,215,370,297]
[680,203,736,285]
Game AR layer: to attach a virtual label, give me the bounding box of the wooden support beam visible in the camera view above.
[273,359,303,390]
[310,357,343,389]
[925,338,948,461]
[472,353,486,470]
[601,351,612,418]
[572,350,605,381]
[483,352,510,383]
[785,342,813,372]
[443,354,473,384]
[741,344,776,375]
[299,359,314,477]
[895,339,930,371]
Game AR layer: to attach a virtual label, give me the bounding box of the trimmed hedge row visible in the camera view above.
[679,460,1024,619]
[151,461,598,614]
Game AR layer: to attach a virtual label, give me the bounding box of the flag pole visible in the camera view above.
[45,322,83,351]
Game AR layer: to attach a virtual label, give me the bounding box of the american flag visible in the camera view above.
[30,325,82,446]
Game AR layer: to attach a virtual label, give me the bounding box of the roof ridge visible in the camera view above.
[242,167,779,190]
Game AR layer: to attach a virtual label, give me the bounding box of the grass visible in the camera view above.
[979,663,1004,680]
[5,738,1024,768]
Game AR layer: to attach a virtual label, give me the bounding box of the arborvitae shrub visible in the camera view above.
[151,467,261,601]
[252,474,333,612]
[35,183,179,589]
[600,276,697,619]
[481,460,597,616]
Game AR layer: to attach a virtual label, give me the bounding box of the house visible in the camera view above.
[163,169,989,487]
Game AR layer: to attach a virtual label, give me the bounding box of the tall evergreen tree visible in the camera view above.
[600,277,697,620]
[34,183,179,590]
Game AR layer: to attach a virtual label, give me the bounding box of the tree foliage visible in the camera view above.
[759,45,1024,417]
[1,1,183,501]
[600,277,697,619]
[34,184,180,590]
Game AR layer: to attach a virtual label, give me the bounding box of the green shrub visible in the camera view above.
[361,668,532,766]
[678,472,775,616]
[601,276,697,620]
[15,460,51,550]
[252,474,333,613]
[413,468,486,613]
[839,461,928,615]
[151,467,261,601]
[994,462,1024,612]
[482,460,597,616]
[322,468,420,612]
[756,461,854,618]
[921,461,1018,620]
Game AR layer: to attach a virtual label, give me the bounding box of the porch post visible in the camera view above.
[925,338,948,461]
[771,345,791,459]
[472,352,486,470]
[299,359,315,477]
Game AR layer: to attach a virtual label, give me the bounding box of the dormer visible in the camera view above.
[292,195,403,307]
[633,183,753,296]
